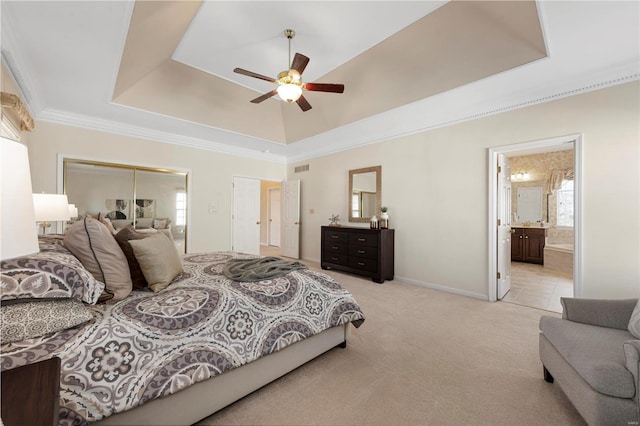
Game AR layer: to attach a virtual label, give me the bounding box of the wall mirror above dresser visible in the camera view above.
[349,165,381,223]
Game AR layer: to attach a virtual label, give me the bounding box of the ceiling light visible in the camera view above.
[277,83,302,103]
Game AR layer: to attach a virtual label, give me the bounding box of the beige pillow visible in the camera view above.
[64,217,133,301]
[129,232,183,293]
[97,213,118,235]
[629,300,640,339]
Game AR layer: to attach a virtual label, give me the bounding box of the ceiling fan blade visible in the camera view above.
[290,53,310,74]
[251,89,278,104]
[234,68,276,83]
[296,95,312,112]
[304,82,344,93]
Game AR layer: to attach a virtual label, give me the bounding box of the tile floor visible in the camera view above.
[502,262,574,313]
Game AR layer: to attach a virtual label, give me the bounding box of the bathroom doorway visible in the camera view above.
[488,134,582,311]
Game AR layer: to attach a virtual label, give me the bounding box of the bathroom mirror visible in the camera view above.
[516,186,543,223]
[349,166,381,223]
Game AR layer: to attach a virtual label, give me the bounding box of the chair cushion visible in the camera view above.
[540,316,635,398]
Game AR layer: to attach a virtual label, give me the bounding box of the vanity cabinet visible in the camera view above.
[321,226,394,283]
[511,227,546,264]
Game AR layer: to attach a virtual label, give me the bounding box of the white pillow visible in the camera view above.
[629,300,640,339]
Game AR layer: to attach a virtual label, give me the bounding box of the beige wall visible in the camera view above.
[27,121,285,253]
[289,81,640,300]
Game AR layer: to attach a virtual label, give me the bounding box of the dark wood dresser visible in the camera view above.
[321,226,394,283]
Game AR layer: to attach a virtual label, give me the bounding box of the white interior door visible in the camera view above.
[232,177,260,255]
[268,188,281,247]
[280,180,300,259]
[497,154,512,300]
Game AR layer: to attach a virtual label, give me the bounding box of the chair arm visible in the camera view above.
[561,298,638,330]
[623,340,640,406]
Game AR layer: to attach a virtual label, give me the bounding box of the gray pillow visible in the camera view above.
[1,237,104,305]
[64,217,132,302]
[129,232,183,293]
[0,299,94,344]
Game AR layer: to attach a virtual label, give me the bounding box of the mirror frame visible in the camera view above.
[349,165,381,223]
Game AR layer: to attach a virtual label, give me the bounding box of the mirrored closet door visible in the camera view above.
[63,159,188,252]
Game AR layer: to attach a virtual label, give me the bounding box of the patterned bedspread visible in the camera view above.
[0,252,365,425]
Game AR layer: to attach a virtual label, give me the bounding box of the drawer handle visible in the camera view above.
[357,250,365,254]
[331,257,339,261]
[357,238,366,242]
[332,246,339,250]
[331,235,339,239]
[357,262,365,266]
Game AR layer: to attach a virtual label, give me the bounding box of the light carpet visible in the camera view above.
[198,264,584,426]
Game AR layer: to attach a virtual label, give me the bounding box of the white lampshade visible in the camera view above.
[68,204,78,219]
[1,137,39,260]
[277,83,302,103]
[33,193,71,222]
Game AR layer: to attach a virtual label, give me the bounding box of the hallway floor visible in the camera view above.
[502,262,573,313]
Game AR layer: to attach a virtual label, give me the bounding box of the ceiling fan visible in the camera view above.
[233,29,345,112]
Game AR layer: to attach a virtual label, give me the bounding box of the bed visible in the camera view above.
[0,229,365,425]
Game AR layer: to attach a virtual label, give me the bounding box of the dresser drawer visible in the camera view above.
[349,233,378,247]
[324,252,348,266]
[348,257,378,272]
[349,245,377,260]
[324,241,347,254]
[324,230,348,243]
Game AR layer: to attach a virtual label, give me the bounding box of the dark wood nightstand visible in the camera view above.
[1,357,61,426]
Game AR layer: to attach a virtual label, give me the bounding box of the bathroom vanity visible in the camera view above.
[511,225,548,264]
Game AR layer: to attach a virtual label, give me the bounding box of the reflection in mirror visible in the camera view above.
[63,160,188,253]
[349,166,381,223]
[516,187,543,222]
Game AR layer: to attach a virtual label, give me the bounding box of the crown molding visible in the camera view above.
[37,109,287,164]
[285,61,640,163]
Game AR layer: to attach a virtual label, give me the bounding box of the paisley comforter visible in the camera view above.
[0,252,365,425]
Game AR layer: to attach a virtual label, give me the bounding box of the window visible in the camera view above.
[556,180,574,227]
[175,192,186,226]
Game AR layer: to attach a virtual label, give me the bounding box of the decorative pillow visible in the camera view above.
[629,300,640,339]
[0,299,94,344]
[97,213,118,235]
[153,218,168,229]
[63,217,132,301]
[114,225,155,290]
[1,239,104,305]
[129,232,183,293]
[136,218,153,229]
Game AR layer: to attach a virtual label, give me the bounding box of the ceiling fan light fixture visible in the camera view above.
[277,83,302,103]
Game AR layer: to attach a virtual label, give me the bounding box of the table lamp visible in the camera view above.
[33,193,70,234]
[1,137,39,260]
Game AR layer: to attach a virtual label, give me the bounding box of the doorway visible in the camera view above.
[232,177,300,258]
[488,134,582,311]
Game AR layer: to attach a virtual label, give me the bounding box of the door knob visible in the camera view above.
[256,221,260,225]
[294,221,299,225]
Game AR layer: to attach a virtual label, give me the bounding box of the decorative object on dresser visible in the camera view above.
[380,206,389,229]
[321,226,394,283]
[511,226,546,264]
[328,214,341,227]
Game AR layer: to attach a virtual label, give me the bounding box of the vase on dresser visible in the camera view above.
[380,212,389,229]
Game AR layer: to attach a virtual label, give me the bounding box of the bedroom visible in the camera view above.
[1,1,639,425]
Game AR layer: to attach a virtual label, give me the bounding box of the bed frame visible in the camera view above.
[94,323,350,425]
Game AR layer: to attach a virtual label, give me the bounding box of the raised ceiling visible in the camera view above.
[1,1,638,162]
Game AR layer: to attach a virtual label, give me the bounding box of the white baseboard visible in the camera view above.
[395,275,489,301]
